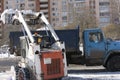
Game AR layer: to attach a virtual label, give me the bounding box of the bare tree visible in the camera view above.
[102,24,120,39]
[65,2,97,31]
[110,0,120,24]
[107,0,120,39]
[0,23,39,46]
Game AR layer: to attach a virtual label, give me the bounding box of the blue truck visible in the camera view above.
[9,27,120,71]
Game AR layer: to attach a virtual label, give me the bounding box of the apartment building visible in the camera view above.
[50,0,69,27]
[4,0,25,10]
[110,0,120,24]
[0,0,4,13]
[50,0,102,28]
[2,0,111,28]
[98,0,110,27]
[36,0,50,22]
[68,0,86,25]
[4,0,36,11]
[0,0,4,38]
[69,0,110,27]
[4,0,36,24]
[25,0,35,11]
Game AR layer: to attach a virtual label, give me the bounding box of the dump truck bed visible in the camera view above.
[9,27,80,54]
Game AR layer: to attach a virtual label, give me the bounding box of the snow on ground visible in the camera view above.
[0,59,120,80]
[0,66,15,80]
[1,71,120,80]
[0,71,14,80]
[0,57,20,80]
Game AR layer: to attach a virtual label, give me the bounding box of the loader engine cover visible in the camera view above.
[40,50,64,79]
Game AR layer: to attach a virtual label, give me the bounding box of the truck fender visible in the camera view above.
[103,50,120,66]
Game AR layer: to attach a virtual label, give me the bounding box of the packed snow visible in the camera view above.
[0,66,15,80]
[62,65,120,80]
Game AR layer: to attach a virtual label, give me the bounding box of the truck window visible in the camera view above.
[89,32,102,43]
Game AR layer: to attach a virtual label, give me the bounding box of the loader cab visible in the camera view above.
[33,32,52,48]
[83,28,106,65]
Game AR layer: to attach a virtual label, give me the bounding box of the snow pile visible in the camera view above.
[0,66,15,80]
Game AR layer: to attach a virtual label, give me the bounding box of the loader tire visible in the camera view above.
[15,66,21,80]
[18,68,30,80]
[106,56,120,71]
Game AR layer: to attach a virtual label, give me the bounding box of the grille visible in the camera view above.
[46,58,61,75]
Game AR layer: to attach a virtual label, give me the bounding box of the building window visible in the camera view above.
[62,1,66,5]
[56,18,59,21]
[52,8,55,11]
[6,6,8,9]
[53,23,55,27]
[62,6,67,12]
[100,17,110,23]
[20,3,25,7]
[100,12,110,16]
[16,0,19,3]
[99,2,109,6]
[6,1,8,4]
[40,7,48,10]
[52,2,56,5]
[52,18,55,21]
[28,0,35,1]
[53,13,55,16]
[62,16,67,20]
[28,3,34,7]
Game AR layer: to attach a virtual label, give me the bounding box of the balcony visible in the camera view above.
[40,0,48,3]
[40,4,48,7]
[99,0,109,2]
[75,0,85,2]
[100,9,109,13]
[99,6,110,13]
[62,12,68,16]
[40,0,48,2]
[28,0,35,1]
[40,9,48,13]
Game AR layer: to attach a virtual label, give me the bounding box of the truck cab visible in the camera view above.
[83,28,120,71]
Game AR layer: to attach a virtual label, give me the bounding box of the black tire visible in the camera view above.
[106,56,120,71]
[18,68,30,80]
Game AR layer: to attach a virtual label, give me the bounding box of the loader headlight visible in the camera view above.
[38,38,42,43]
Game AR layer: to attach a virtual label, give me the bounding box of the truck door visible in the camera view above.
[85,31,106,64]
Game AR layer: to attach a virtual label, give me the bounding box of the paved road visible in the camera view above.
[0,57,21,72]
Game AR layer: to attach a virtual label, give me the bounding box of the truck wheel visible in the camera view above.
[18,68,30,80]
[107,56,120,71]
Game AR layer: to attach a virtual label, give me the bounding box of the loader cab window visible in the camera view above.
[33,32,51,48]
[89,32,103,43]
